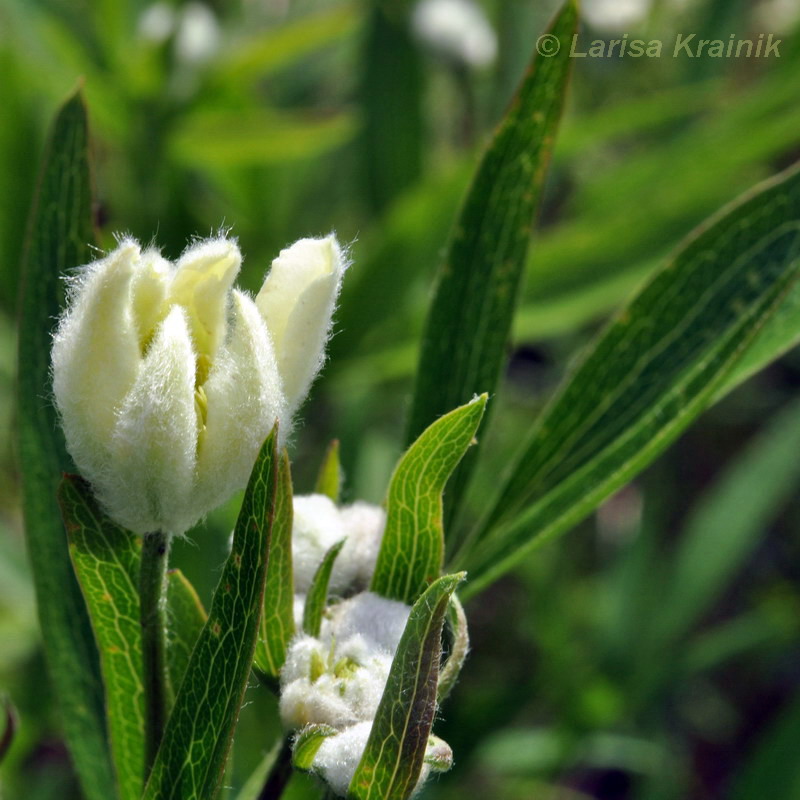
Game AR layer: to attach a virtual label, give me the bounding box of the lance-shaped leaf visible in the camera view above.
[371,396,486,604]
[303,540,346,637]
[254,449,294,680]
[457,162,800,598]
[166,570,207,694]
[315,439,342,502]
[348,572,465,800]
[234,739,284,800]
[405,1,577,522]
[292,725,339,771]
[16,87,114,800]
[60,475,145,800]
[143,429,279,800]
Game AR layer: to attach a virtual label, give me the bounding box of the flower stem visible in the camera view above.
[258,736,293,800]
[139,530,172,777]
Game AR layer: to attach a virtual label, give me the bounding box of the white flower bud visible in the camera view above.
[412,0,498,68]
[52,233,345,534]
[290,494,386,595]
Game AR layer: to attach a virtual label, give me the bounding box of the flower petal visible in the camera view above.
[109,306,198,533]
[52,240,142,479]
[130,248,171,350]
[256,235,345,414]
[193,290,286,517]
[169,237,241,374]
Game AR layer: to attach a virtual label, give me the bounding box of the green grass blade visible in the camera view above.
[59,475,146,800]
[405,1,577,520]
[254,449,294,680]
[143,429,279,800]
[15,87,114,800]
[303,540,346,637]
[458,162,800,598]
[371,396,486,604]
[166,570,207,695]
[348,573,465,800]
[657,395,800,645]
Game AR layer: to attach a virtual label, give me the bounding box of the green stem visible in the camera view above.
[258,737,293,800]
[139,530,172,777]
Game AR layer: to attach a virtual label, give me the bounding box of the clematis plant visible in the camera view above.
[15,2,800,800]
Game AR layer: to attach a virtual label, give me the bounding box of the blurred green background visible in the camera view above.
[2,0,800,798]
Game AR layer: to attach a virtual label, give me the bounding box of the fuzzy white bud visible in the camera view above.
[52,234,345,534]
[412,0,497,68]
[291,494,386,596]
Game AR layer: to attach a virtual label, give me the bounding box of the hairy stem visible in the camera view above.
[139,530,172,777]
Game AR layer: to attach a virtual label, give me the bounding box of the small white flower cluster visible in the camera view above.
[280,496,451,796]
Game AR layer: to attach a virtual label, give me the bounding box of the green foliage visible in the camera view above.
[142,430,279,800]
[407,1,577,520]
[254,450,295,680]
[15,87,114,800]
[314,440,342,502]
[292,725,338,771]
[371,395,486,604]
[657,395,800,645]
[303,540,346,637]
[60,475,146,800]
[458,163,800,597]
[166,571,207,694]
[349,573,465,800]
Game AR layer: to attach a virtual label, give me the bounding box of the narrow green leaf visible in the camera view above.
[405,1,577,520]
[254,449,294,679]
[658,395,800,645]
[372,396,487,604]
[361,0,423,211]
[303,540,346,637]
[59,475,145,800]
[170,109,356,167]
[16,87,114,800]
[234,739,283,800]
[143,429,279,800]
[315,440,342,502]
[292,725,338,771]
[458,162,800,598]
[348,573,465,800]
[166,570,207,694]
[212,5,357,84]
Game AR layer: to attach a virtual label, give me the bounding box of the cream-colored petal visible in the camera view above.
[255,235,345,414]
[130,248,171,350]
[193,290,286,517]
[108,307,198,534]
[52,240,142,481]
[169,237,241,373]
